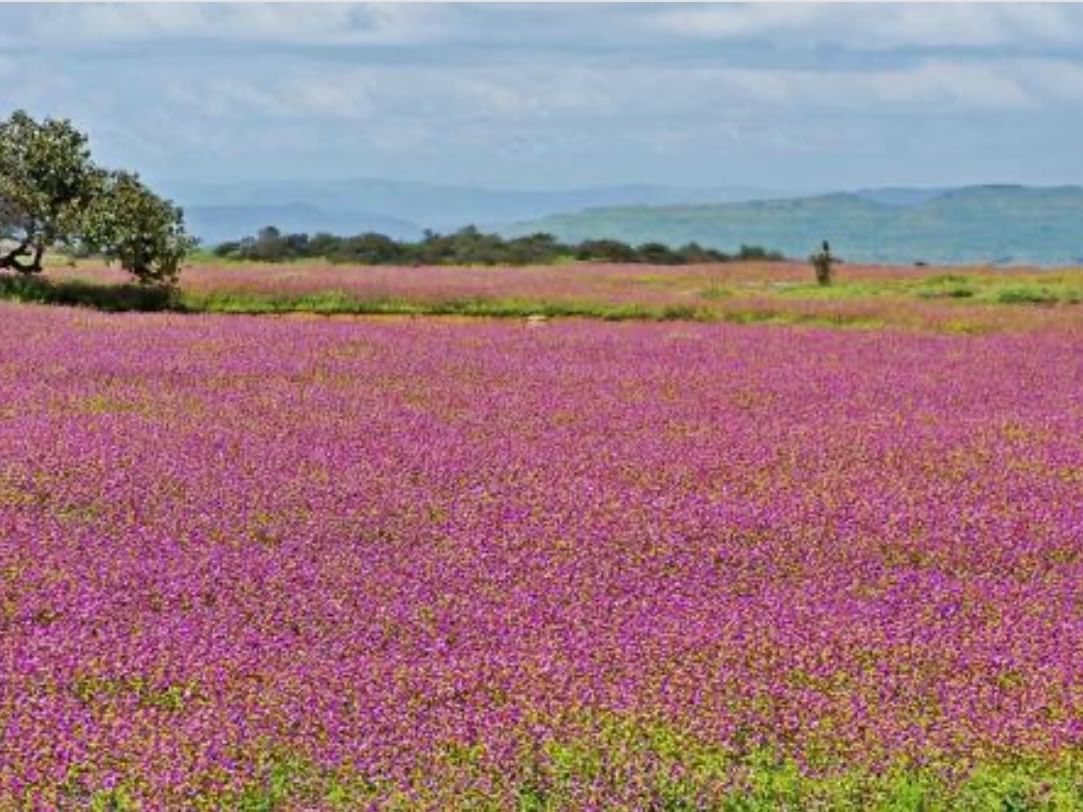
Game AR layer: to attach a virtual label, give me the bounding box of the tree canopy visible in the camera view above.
[0,110,194,284]
[214,225,785,267]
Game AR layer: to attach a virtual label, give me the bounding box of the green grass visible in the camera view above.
[772,280,907,300]
[179,292,887,329]
[0,276,726,322]
[47,710,1083,809]
[462,715,1083,812]
[993,285,1071,305]
[0,275,177,311]
[200,722,1083,811]
[758,272,1083,307]
[700,284,734,300]
[180,290,719,322]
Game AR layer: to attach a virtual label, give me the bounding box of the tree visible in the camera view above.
[308,232,342,258]
[334,232,402,265]
[0,111,98,273]
[677,242,727,263]
[504,232,560,265]
[574,239,639,263]
[0,110,193,283]
[81,171,193,285]
[244,226,288,262]
[213,241,242,258]
[636,242,682,265]
[738,244,784,261]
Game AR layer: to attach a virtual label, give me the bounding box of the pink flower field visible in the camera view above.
[47,259,1083,335]
[3,302,1083,808]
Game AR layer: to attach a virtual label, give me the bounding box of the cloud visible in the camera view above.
[1013,58,1083,101]
[1,4,1081,188]
[708,60,1036,111]
[23,53,1063,161]
[87,53,1052,178]
[0,4,459,48]
[6,4,1083,63]
[651,4,1083,50]
[389,59,1045,120]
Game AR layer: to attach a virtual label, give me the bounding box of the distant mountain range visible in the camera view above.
[182,203,421,245]
[502,185,1083,266]
[164,178,797,246]
[166,178,1083,265]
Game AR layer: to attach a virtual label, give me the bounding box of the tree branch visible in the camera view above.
[0,239,43,273]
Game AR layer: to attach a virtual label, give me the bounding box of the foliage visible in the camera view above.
[0,274,177,311]
[0,110,193,283]
[0,110,98,272]
[211,224,784,266]
[573,238,639,263]
[81,171,194,285]
[994,285,1062,305]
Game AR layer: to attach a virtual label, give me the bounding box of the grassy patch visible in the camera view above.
[699,284,734,300]
[500,716,1083,811]
[772,280,909,300]
[991,285,1064,305]
[0,275,177,311]
[917,284,975,300]
[43,715,1083,808]
[721,309,886,330]
[767,272,1083,309]
[181,290,722,322]
[226,756,386,811]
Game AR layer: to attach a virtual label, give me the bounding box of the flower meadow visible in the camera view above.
[45,259,1083,334]
[3,303,1083,808]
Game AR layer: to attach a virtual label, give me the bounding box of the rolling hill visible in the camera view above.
[501,185,1083,266]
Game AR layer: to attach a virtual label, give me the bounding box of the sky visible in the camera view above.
[1,3,1082,192]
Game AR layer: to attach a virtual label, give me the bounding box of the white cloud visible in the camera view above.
[652,4,1083,50]
[402,59,1043,119]
[716,60,1037,111]
[0,4,459,48]
[1012,58,1083,101]
[5,4,1083,58]
[2,4,1081,187]
[72,54,1070,150]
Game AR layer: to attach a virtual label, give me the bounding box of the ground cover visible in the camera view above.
[2,304,1083,807]
[11,259,1083,333]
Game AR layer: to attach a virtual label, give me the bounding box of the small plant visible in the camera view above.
[809,240,836,286]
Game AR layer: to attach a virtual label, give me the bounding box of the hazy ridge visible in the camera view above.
[503,185,1083,265]
[169,179,1083,265]
[166,178,796,246]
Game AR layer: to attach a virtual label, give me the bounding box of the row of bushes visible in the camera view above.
[213,226,785,266]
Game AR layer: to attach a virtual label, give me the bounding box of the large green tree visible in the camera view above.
[0,110,194,284]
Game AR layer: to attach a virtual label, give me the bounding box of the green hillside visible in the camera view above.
[501,186,1083,265]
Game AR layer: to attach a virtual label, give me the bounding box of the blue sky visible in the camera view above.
[1,3,1082,191]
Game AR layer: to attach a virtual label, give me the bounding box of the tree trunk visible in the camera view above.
[0,239,44,273]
